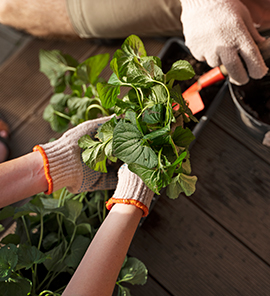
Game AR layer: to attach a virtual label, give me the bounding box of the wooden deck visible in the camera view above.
[1,25,270,295]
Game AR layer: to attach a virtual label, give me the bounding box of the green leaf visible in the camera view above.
[14,196,67,219]
[64,235,90,269]
[142,104,165,124]
[111,35,147,79]
[121,35,147,59]
[117,285,131,296]
[65,200,83,224]
[118,257,148,285]
[39,49,73,87]
[97,82,120,109]
[73,53,109,85]
[0,206,14,220]
[43,232,59,250]
[78,135,108,173]
[43,240,68,272]
[125,58,154,87]
[0,274,32,296]
[167,173,197,199]
[0,244,18,281]
[172,126,195,147]
[113,121,158,168]
[0,224,4,232]
[43,104,69,133]
[170,85,198,122]
[16,244,49,270]
[96,116,117,142]
[0,234,20,245]
[127,164,159,194]
[166,60,195,82]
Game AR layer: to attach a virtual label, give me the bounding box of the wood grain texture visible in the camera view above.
[129,193,270,296]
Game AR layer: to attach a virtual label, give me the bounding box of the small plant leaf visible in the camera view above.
[97,82,120,109]
[118,257,148,285]
[166,60,195,82]
[64,235,90,269]
[0,244,18,281]
[113,121,158,168]
[17,244,49,270]
[0,274,32,296]
[172,126,195,147]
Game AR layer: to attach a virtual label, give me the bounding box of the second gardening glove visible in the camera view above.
[33,115,118,195]
[180,0,269,85]
[106,164,154,217]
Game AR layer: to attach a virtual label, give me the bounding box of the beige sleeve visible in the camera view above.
[66,0,183,39]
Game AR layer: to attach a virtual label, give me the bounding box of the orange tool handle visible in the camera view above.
[198,65,227,89]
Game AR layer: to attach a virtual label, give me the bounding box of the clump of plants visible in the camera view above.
[42,35,198,199]
[0,190,147,296]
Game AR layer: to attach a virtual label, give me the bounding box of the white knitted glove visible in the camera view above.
[33,115,118,194]
[180,0,269,85]
[106,164,154,217]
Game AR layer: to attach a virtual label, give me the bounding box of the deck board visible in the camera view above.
[129,192,270,296]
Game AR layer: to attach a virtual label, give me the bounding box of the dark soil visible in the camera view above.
[232,71,270,125]
[160,40,224,130]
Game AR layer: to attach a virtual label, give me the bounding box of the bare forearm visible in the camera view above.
[0,0,77,38]
[63,204,143,296]
[0,151,47,207]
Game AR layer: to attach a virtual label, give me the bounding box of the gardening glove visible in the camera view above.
[106,164,154,217]
[33,115,118,195]
[180,0,269,85]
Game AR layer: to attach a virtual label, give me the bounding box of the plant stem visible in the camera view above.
[33,214,44,292]
[67,66,76,72]
[85,104,110,121]
[21,216,31,245]
[37,215,44,250]
[53,110,71,121]
[82,84,87,94]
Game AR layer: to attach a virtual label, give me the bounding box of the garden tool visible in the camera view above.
[175,38,270,115]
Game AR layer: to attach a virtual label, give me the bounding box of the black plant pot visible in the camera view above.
[229,78,270,145]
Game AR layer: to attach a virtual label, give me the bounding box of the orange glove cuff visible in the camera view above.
[106,198,149,217]
[33,145,53,195]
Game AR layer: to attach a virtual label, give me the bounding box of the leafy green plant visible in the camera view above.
[79,35,198,198]
[0,190,147,296]
[40,50,112,133]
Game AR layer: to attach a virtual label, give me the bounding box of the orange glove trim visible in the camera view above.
[33,145,53,195]
[106,197,149,217]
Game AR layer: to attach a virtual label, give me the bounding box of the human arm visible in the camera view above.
[0,116,118,208]
[62,203,143,296]
[0,151,47,208]
[62,165,154,296]
[180,0,269,85]
[0,0,76,38]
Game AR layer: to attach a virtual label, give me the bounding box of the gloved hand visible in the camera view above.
[106,164,154,217]
[180,0,269,85]
[33,115,118,195]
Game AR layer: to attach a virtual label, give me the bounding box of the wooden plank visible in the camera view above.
[189,121,270,264]
[129,193,270,296]
[211,87,270,164]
